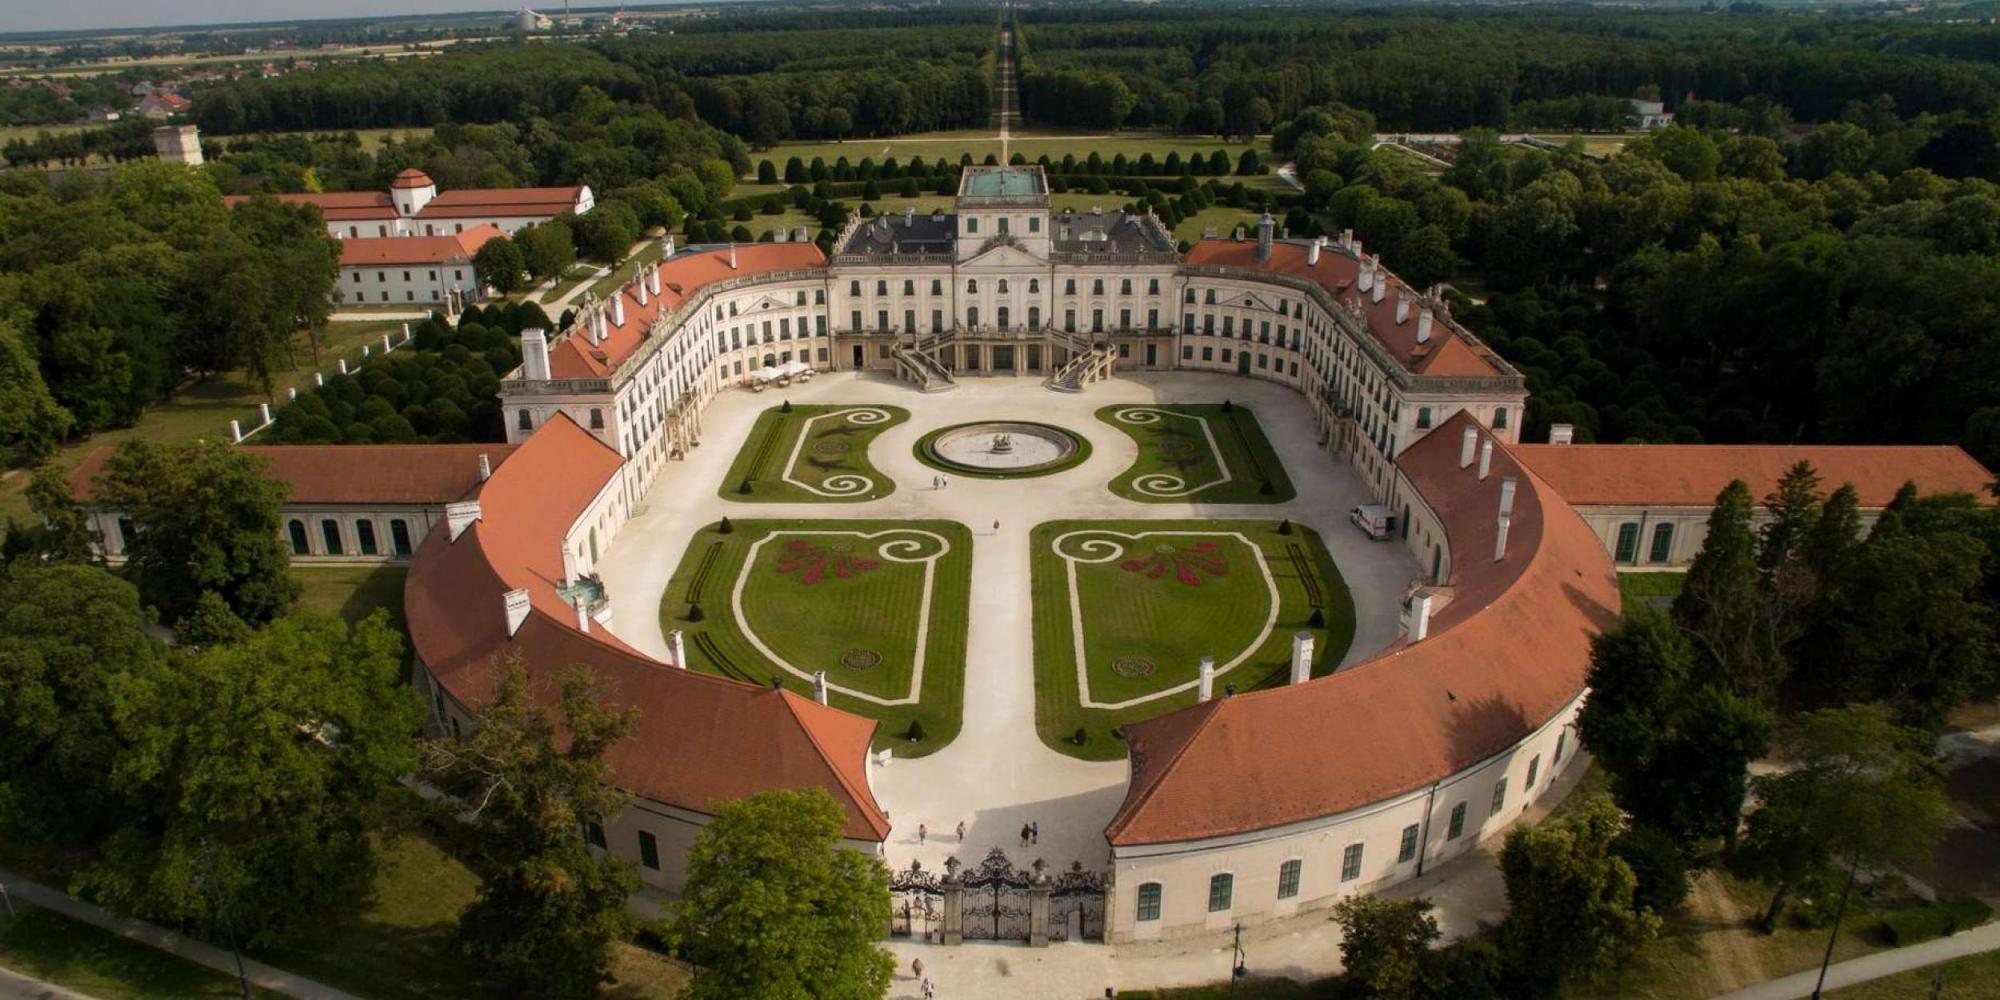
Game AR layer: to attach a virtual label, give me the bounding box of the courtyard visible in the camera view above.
[592,369,1418,883]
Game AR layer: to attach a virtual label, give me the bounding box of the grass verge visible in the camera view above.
[293,564,408,628]
[1030,519,1352,759]
[912,421,1093,480]
[717,404,908,503]
[1096,403,1295,504]
[659,518,970,756]
[0,905,277,1000]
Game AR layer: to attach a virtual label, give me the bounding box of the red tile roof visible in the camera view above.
[68,442,518,506]
[548,243,827,380]
[1183,239,1505,378]
[390,168,434,190]
[225,190,398,222]
[402,414,889,840]
[336,225,506,267]
[416,186,588,220]
[1513,444,1995,509]
[1105,411,1620,846]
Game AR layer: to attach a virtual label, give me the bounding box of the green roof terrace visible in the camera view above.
[956,165,1049,207]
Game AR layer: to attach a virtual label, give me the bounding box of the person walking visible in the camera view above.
[932,474,940,490]
[1030,821,1039,845]
[1019,823,1031,847]
[955,820,966,841]
[912,957,924,981]
[992,518,1000,533]
[921,977,935,1000]
[918,823,927,845]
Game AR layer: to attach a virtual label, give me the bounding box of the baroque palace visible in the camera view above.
[75,167,1992,942]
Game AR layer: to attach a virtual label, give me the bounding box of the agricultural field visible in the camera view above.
[1097,403,1296,503]
[717,403,908,502]
[659,518,971,756]
[1029,518,1353,759]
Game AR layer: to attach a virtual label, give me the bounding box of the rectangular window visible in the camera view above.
[1029,217,1040,233]
[1526,754,1541,790]
[1137,883,1162,921]
[1207,873,1233,913]
[1182,345,1193,360]
[1341,843,1364,882]
[1614,523,1641,563]
[1649,523,1676,563]
[1202,347,1214,361]
[1555,731,1567,763]
[584,821,606,848]
[1447,802,1467,840]
[638,831,659,869]
[1277,860,1302,900]
[1398,823,1420,863]
[1491,778,1508,816]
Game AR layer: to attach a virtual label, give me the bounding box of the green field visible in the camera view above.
[718,404,908,503]
[293,564,409,627]
[1097,403,1296,504]
[1030,519,1353,759]
[0,904,278,999]
[660,519,970,756]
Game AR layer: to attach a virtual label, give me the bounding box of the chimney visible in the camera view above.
[1459,426,1478,468]
[1395,295,1411,325]
[521,329,551,381]
[1477,439,1493,480]
[667,628,687,669]
[905,207,915,227]
[1289,632,1315,685]
[1340,228,1354,249]
[634,275,648,306]
[478,453,492,481]
[727,244,738,270]
[1408,593,1435,642]
[1494,514,1512,562]
[445,500,481,541]
[1548,423,1575,446]
[1197,656,1216,703]
[610,293,624,328]
[1307,238,1323,266]
[574,597,591,633]
[794,226,808,243]
[813,671,829,706]
[1416,310,1433,344]
[1351,238,1363,258]
[662,235,676,258]
[503,588,532,637]
[1499,475,1518,517]
[647,262,661,297]
[1370,270,1386,304]
[1255,212,1275,262]
[1358,258,1375,293]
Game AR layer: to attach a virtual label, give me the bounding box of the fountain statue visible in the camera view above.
[991,433,1013,454]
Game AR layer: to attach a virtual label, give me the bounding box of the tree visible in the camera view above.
[0,321,72,464]
[421,663,638,999]
[516,220,576,282]
[18,463,96,565]
[1734,704,1952,931]
[1675,480,1791,700]
[94,438,298,626]
[1497,795,1660,997]
[473,237,526,295]
[671,787,894,1000]
[1332,895,1441,998]
[76,612,419,945]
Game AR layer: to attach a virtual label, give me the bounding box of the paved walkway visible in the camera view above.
[0,966,99,1000]
[327,310,431,322]
[1708,921,2000,1000]
[0,869,361,1000]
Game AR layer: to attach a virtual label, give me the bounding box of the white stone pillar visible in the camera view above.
[259,402,271,424]
[667,629,687,669]
[229,419,242,442]
[813,671,829,706]
[1290,632,1315,685]
[338,358,349,374]
[1197,656,1216,703]
[383,332,393,353]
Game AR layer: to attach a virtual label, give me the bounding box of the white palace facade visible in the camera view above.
[72,166,1992,943]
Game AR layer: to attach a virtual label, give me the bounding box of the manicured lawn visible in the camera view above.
[586,239,667,300]
[754,130,1273,176]
[538,263,600,304]
[659,519,970,756]
[1030,519,1353,759]
[1620,570,1687,614]
[0,904,278,1000]
[1096,403,1295,504]
[1825,948,2000,998]
[717,404,908,503]
[293,565,408,628]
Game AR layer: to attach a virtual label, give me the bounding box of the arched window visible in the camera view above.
[1415,406,1433,430]
[1120,278,1132,295]
[288,520,309,556]
[1206,873,1233,913]
[320,519,344,556]
[1092,278,1105,295]
[997,306,1010,330]
[357,519,378,556]
[966,279,978,294]
[998,279,1009,294]
[117,517,137,552]
[967,307,979,329]
[849,280,861,297]
[1028,306,1041,330]
[1614,523,1641,563]
[1494,407,1510,430]
[1277,860,1302,899]
[390,519,413,556]
[1648,523,1675,563]
[1029,278,1039,293]
[1136,883,1162,922]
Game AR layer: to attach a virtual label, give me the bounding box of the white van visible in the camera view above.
[1349,504,1394,540]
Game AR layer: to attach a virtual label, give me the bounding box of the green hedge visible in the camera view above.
[1882,897,1994,946]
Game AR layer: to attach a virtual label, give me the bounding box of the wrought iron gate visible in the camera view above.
[1048,861,1108,942]
[889,860,943,939]
[957,848,1032,941]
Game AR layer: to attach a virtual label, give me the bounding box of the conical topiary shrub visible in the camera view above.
[905,719,926,742]
[1277,518,1292,535]
[738,478,754,495]
[717,516,734,534]
[1308,607,1325,628]
[687,603,705,622]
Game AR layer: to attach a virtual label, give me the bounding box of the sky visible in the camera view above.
[1,2,587,35]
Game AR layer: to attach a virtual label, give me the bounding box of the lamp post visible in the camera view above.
[1226,922,1248,997]
[1810,855,1862,1000]
[192,851,254,1000]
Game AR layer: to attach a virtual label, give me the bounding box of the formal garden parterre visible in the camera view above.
[1097,403,1296,504]
[659,518,970,756]
[717,403,909,502]
[1029,518,1355,760]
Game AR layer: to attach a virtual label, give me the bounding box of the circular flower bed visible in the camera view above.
[1112,656,1157,678]
[840,647,883,671]
[913,421,1093,479]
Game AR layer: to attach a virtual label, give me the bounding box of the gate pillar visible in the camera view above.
[1028,881,1052,948]
[941,881,964,945]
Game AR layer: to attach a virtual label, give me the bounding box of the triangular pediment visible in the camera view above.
[740,291,797,312]
[962,242,1047,269]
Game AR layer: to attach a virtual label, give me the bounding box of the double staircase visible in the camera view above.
[1048,344,1114,393]
[891,343,958,392]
